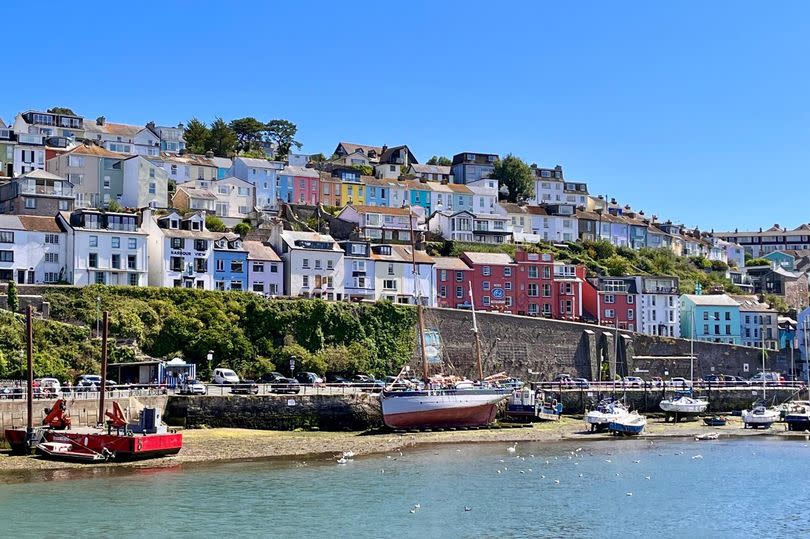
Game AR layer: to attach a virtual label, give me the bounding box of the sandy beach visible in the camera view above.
[1,416,806,476]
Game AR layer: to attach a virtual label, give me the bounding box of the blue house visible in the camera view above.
[680,294,742,345]
[763,251,795,271]
[364,177,394,207]
[211,157,233,180]
[213,237,248,291]
[407,181,432,215]
[231,157,284,209]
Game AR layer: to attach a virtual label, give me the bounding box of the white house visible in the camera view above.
[467,177,499,214]
[244,240,283,296]
[142,209,231,290]
[122,155,169,209]
[180,176,254,226]
[429,210,512,244]
[0,215,66,284]
[83,118,161,157]
[337,204,425,241]
[370,244,435,306]
[341,240,375,301]
[634,276,681,337]
[13,133,46,176]
[58,208,148,286]
[270,230,345,300]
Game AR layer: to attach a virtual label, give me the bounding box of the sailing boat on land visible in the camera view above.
[379,216,510,430]
[742,331,780,429]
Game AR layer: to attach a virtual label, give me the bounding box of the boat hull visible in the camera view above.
[659,402,709,414]
[785,415,810,431]
[380,389,509,429]
[742,409,780,429]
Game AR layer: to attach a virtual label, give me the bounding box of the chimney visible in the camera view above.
[96,116,106,126]
[205,150,214,158]
[610,198,617,204]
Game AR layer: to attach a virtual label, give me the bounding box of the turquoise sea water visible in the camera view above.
[1,438,809,538]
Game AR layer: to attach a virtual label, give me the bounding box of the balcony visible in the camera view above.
[18,183,74,197]
[107,222,137,232]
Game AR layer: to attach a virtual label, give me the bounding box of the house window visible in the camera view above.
[171,238,184,249]
[383,279,397,290]
[529,304,539,315]
[505,282,512,291]
[456,286,463,299]
[270,264,278,273]
[128,255,137,270]
[170,257,183,272]
[215,259,224,272]
[482,296,490,306]
[231,260,244,273]
[45,234,59,244]
[112,254,121,269]
[149,182,156,195]
[627,295,634,304]
[128,273,139,286]
[231,280,243,291]
[44,253,58,263]
[628,310,634,320]
[128,238,137,249]
[528,284,539,297]
[604,294,615,304]
[302,275,309,287]
[0,232,13,243]
[253,282,265,293]
[543,267,551,279]
[725,312,731,321]
[253,262,265,273]
[388,263,395,276]
[725,324,731,335]
[482,281,490,291]
[88,253,98,268]
[528,266,538,278]
[542,283,551,297]
[504,267,512,277]
[111,237,120,249]
[0,250,12,262]
[195,240,208,251]
[95,271,105,284]
[604,309,615,318]
[482,266,491,276]
[25,198,36,209]
[456,272,463,282]
[302,258,310,269]
[440,270,447,281]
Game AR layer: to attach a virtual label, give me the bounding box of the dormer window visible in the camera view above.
[170,219,179,229]
[466,153,475,161]
[191,221,200,231]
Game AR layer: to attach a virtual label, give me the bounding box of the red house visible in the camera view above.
[460,252,516,312]
[434,257,473,309]
[512,250,557,317]
[582,276,638,330]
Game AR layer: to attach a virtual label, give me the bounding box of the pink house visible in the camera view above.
[291,168,320,205]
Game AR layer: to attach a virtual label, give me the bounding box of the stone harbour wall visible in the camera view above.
[164,393,383,431]
[425,308,793,381]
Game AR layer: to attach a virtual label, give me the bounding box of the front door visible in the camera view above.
[16,269,25,284]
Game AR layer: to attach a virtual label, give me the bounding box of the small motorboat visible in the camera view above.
[36,441,108,462]
[608,411,647,436]
[506,388,562,422]
[695,432,719,441]
[659,391,709,422]
[784,401,810,432]
[703,416,727,427]
[585,398,628,432]
[742,403,780,429]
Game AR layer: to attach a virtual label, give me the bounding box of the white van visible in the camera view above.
[35,377,62,397]
[212,368,240,384]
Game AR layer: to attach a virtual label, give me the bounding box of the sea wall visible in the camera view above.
[164,393,383,431]
[425,308,791,381]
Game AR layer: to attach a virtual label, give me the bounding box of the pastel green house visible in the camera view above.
[680,294,742,345]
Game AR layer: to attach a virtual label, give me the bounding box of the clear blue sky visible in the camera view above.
[3,1,807,231]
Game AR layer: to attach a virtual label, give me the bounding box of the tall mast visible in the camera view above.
[26,305,33,438]
[690,307,695,384]
[408,212,428,381]
[761,318,766,401]
[99,311,109,426]
[469,281,484,381]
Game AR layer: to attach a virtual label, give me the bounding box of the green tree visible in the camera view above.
[309,153,327,163]
[426,155,452,166]
[229,117,266,154]
[603,255,631,276]
[208,118,237,157]
[47,107,76,115]
[491,154,535,202]
[184,118,210,155]
[264,119,301,160]
[106,199,123,212]
[233,222,251,237]
[205,215,226,232]
[6,281,18,312]
[349,164,373,177]
[746,258,771,267]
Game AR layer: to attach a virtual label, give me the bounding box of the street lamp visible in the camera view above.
[289,355,297,377]
[207,350,214,376]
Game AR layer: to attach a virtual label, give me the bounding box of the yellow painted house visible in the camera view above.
[340,178,366,206]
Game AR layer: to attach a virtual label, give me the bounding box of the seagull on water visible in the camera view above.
[554,479,560,484]
[626,492,633,497]
[465,506,472,512]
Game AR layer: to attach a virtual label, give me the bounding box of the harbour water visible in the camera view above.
[1,438,809,538]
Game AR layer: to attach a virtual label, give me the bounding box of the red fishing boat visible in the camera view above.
[4,309,182,462]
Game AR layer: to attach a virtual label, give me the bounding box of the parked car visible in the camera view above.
[666,377,692,389]
[212,368,240,385]
[0,386,23,399]
[260,372,301,394]
[353,374,385,392]
[749,371,782,386]
[76,375,117,392]
[33,377,62,398]
[178,379,207,395]
[295,372,324,386]
[230,379,260,395]
[622,376,644,388]
[702,374,723,385]
[725,375,749,386]
[650,376,664,388]
[572,377,590,389]
[325,373,353,386]
[501,377,525,390]
[553,374,576,387]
